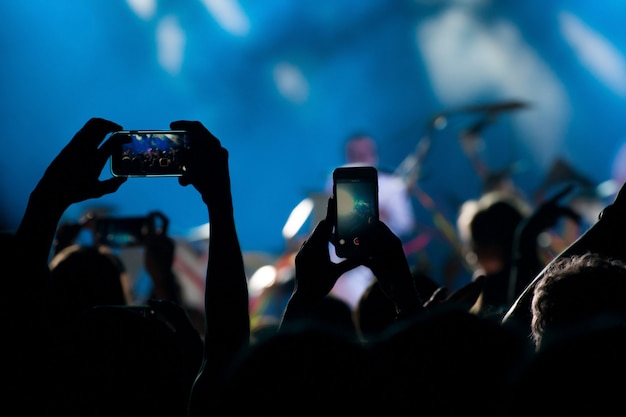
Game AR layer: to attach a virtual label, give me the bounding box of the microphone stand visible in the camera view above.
[395,100,530,287]
[395,114,474,275]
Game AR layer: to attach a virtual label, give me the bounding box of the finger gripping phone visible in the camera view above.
[332,166,379,259]
[110,130,189,177]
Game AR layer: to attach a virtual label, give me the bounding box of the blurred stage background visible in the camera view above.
[3,0,626,300]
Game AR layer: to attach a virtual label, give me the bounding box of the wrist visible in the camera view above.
[18,193,65,236]
[28,187,68,217]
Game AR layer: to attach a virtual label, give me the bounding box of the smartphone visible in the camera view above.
[92,216,151,247]
[109,130,189,177]
[89,212,168,248]
[332,166,379,258]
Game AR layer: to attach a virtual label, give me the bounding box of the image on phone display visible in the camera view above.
[110,130,188,177]
[333,166,379,258]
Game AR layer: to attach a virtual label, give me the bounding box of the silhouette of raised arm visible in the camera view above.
[172,121,249,417]
[15,117,128,296]
[279,197,361,330]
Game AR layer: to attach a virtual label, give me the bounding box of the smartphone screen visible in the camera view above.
[332,166,379,258]
[93,216,151,247]
[110,130,188,177]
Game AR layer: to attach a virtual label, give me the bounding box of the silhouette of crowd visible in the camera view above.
[5,116,626,416]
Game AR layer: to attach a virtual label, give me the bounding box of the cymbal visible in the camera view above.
[460,100,529,113]
[439,100,530,115]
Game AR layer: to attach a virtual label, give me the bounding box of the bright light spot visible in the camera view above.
[282,197,314,240]
[157,15,185,75]
[200,0,250,36]
[597,179,620,198]
[248,265,277,296]
[560,11,626,97]
[126,0,156,20]
[187,222,210,241]
[274,62,310,104]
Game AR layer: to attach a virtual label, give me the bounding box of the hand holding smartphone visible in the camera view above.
[109,130,189,177]
[332,166,379,259]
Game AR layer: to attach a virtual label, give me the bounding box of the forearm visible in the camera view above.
[149,270,183,304]
[15,189,66,281]
[189,200,250,417]
[279,289,322,330]
[203,201,250,350]
[509,224,547,302]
